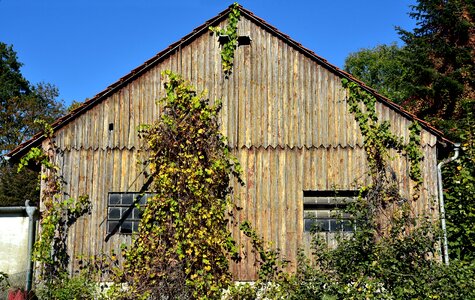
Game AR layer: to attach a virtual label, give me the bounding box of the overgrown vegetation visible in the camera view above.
[34,272,98,300]
[343,79,423,197]
[2,1,472,298]
[345,0,475,263]
[18,121,92,299]
[284,80,474,299]
[114,71,242,299]
[210,3,240,77]
[444,102,475,261]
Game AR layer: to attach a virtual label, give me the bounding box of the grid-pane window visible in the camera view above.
[107,192,153,234]
[303,190,357,233]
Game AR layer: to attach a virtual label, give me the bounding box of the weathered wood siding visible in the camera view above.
[47,15,439,280]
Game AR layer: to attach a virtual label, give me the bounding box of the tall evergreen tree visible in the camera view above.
[398,0,474,124]
[399,0,475,261]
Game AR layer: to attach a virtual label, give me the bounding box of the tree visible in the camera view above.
[344,44,409,103]
[398,0,474,123]
[117,71,241,299]
[398,0,475,262]
[345,1,474,126]
[0,42,64,206]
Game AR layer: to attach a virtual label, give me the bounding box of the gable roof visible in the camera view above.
[5,4,452,161]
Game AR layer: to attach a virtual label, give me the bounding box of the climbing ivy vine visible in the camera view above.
[18,120,91,296]
[210,2,240,77]
[342,78,423,198]
[118,71,242,299]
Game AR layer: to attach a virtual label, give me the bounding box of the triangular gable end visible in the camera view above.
[5,4,452,161]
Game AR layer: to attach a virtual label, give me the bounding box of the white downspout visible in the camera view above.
[437,142,460,265]
[25,200,37,293]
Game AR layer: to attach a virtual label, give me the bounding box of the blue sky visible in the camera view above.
[0,0,416,106]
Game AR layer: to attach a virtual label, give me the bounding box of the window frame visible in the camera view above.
[107,192,153,235]
[303,190,358,233]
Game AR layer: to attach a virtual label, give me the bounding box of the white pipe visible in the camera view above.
[25,200,37,293]
[437,142,460,265]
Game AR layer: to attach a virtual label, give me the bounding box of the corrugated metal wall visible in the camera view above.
[48,16,439,280]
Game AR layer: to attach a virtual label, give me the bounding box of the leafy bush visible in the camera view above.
[118,71,242,299]
[35,272,98,300]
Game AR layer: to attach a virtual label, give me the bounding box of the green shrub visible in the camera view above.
[35,272,98,300]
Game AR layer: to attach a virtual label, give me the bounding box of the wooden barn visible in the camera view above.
[7,4,453,280]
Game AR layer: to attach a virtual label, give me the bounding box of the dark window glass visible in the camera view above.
[122,194,134,205]
[107,192,154,235]
[138,194,148,205]
[108,208,121,220]
[132,221,140,232]
[120,222,133,234]
[304,218,315,232]
[303,190,356,233]
[109,194,121,205]
[132,208,141,219]
[108,221,119,234]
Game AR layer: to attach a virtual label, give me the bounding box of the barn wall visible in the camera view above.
[47,15,439,280]
[54,16,438,152]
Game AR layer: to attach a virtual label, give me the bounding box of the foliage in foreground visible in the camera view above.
[223,207,475,299]
[35,272,98,300]
[114,71,242,299]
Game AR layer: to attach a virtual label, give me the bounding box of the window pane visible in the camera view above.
[108,208,121,220]
[304,219,316,232]
[122,193,134,205]
[120,222,133,234]
[108,192,153,235]
[132,221,140,232]
[109,194,121,205]
[305,218,333,232]
[303,190,357,234]
[108,221,119,234]
[319,220,330,232]
[132,208,142,220]
[342,220,353,232]
[138,194,148,205]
